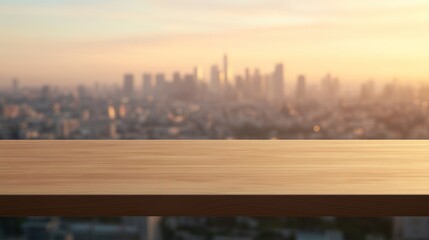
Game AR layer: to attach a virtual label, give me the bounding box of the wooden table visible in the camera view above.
[1,140,429,216]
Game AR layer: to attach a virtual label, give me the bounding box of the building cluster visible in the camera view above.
[119,55,285,103]
[2,55,429,140]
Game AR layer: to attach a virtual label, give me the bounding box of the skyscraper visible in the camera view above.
[183,74,197,100]
[123,74,134,97]
[296,75,306,100]
[193,66,203,82]
[172,72,181,84]
[253,68,262,98]
[142,73,152,97]
[223,54,229,86]
[272,63,285,101]
[244,68,251,97]
[211,65,220,93]
[155,73,166,97]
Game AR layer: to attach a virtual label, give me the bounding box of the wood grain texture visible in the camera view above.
[1,140,429,195]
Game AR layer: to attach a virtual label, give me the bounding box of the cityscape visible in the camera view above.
[2,55,429,240]
[2,0,429,239]
[1,55,429,140]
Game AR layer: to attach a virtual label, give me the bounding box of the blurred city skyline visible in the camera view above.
[2,60,429,140]
[1,0,429,85]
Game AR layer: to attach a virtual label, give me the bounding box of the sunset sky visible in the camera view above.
[1,0,429,86]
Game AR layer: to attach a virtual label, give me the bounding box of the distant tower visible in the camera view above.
[223,54,229,86]
[235,75,244,98]
[262,74,272,98]
[142,73,152,97]
[123,74,134,97]
[193,66,203,82]
[296,75,306,100]
[183,74,197,98]
[272,63,285,101]
[244,68,251,96]
[155,73,166,97]
[172,72,181,84]
[210,65,220,93]
[253,69,262,98]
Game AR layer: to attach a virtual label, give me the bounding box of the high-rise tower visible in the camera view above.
[296,75,306,100]
[223,54,229,86]
[272,63,285,101]
[142,73,152,97]
[123,74,134,97]
[211,65,220,93]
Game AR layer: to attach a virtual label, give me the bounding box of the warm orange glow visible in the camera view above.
[1,1,429,85]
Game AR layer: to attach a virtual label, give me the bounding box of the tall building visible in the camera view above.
[172,72,181,84]
[244,68,251,97]
[296,75,306,100]
[262,74,272,99]
[223,54,229,86]
[123,74,134,97]
[193,66,203,82]
[142,73,152,97]
[183,74,197,100]
[155,73,166,97]
[272,63,285,101]
[211,65,220,93]
[253,69,262,98]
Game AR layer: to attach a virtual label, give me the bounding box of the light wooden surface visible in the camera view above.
[1,140,429,195]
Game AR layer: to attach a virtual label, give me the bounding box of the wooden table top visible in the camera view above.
[2,140,429,216]
[1,140,429,195]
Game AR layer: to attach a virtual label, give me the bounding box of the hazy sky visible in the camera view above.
[1,0,429,86]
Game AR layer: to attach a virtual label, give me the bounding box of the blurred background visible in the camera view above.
[2,0,429,139]
[1,217,428,240]
[2,59,429,140]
